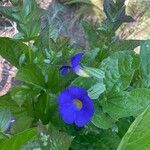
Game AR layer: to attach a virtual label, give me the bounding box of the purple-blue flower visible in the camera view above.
[60,52,88,77]
[58,86,94,127]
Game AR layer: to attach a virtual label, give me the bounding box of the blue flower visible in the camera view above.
[58,86,94,127]
[60,52,89,77]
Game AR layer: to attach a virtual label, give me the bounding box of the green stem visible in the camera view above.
[28,41,32,63]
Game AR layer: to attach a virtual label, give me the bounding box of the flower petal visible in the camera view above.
[68,86,88,100]
[58,89,73,106]
[82,96,94,116]
[59,66,72,76]
[59,103,76,124]
[71,52,84,68]
[75,109,92,127]
[73,66,89,77]
[75,96,94,127]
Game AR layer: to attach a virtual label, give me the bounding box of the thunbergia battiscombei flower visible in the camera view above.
[59,52,89,77]
[58,86,94,127]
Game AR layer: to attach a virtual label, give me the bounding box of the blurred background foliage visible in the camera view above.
[0,0,150,40]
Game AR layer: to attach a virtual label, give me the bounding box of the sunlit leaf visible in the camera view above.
[118,105,150,150]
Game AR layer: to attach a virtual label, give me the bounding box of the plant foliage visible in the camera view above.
[0,0,150,149]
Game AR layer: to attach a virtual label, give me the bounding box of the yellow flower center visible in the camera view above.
[74,99,83,109]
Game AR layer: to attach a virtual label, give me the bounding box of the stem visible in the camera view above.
[28,41,32,63]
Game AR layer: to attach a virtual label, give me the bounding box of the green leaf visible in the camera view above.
[117,105,150,150]
[71,131,120,150]
[0,6,19,22]
[18,0,42,39]
[0,93,26,116]
[71,134,104,150]
[101,91,129,120]
[92,107,114,129]
[0,94,34,133]
[34,91,53,124]
[1,128,36,150]
[100,51,139,92]
[84,67,105,80]
[37,121,73,150]
[101,88,150,120]
[46,66,75,93]
[0,37,29,67]
[88,83,105,99]
[11,86,27,107]
[117,118,133,138]
[16,64,45,88]
[12,115,33,134]
[81,21,101,48]
[103,0,134,23]
[10,85,41,107]
[72,67,105,99]
[139,40,150,88]
[128,88,150,116]
[49,132,73,150]
[21,140,40,150]
[71,76,97,90]
[110,40,142,53]
[0,0,42,40]
[0,108,12,133]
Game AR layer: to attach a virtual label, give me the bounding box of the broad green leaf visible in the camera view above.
[83,67,105,80]
[11,85,41,107]
[12,115,33,134]
[101,91,130,120]
[110,40,142,53]
[72,68,105,99]
[0,108,11,133]
[16,0,42,39]
[71,77,97,90]
[80,67,106,99]
[139,40,150,88]
[0,37,29,67]
[128,88,150,116]
[11,86,28,107]
[117,118,133,138]
[88,83,105,99]
[118,105,150,150]
[100,51,139,92]
[1,128,36,150]
[0,0,42,40]
[49,132,73,150]
[34,91,53,124]
[0,6,19,22]
[46,66,75,93]
[101,88,150,120]
[0,133,8,144]
[103,0,134,27]
[0,94,26,116]
[0,94,34,133]
[71,134,104,150]
[21,140,40,150]
[92,107,114,129]
[83,48,100,66]
[71,131,120,150]
[37,121,73,150]
[81,21,101,48]
[16,64,45,88]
